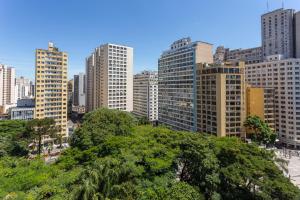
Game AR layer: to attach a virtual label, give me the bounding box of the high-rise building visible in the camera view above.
[85,43,133,112]
[34,42,68,136]
[295,11,300,58]
[15,76,33,100]
[158,38,213,131]
[67,79,73,117]
[133,71,158,121]
[213,46,262,64]
[245,55,300,148]
[73,73,86,106]
[85,52,97,112]
[0,64,16,107]
[196,62,246,137]
[261,8,295,59]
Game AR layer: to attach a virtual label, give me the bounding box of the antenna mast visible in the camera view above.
[267,0,269,12]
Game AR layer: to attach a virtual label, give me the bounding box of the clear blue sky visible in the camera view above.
[0,0,300,80]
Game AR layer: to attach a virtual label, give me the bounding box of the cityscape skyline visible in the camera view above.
[1,0,300,79]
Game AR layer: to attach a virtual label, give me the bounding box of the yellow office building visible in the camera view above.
[197,61,246,137]
[34,42,68,136]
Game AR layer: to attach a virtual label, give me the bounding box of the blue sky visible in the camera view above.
[0,0,300,80]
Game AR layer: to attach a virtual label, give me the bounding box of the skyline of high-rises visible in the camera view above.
[15,76,34,100]
[1,6,300,148]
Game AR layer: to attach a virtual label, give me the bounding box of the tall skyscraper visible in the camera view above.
[196,62,246,137]
[85,52,97,112]
[85,43,133,112]
[261,8,295,59]
[15,76,33,100]
[158,38,213,131]
[0,64,16,106]
[133,71,158,121]
[34,42,68,136]
[67,79,74,117]
[73,73,86,106]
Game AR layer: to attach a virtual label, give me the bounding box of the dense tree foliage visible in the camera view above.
[244,115,277,145]
[0,120,29,157]
[0,109,299,199]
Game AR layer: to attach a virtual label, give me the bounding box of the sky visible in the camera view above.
[0,0,300,80]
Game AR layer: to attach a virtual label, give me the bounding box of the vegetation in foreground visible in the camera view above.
[0,108,299,200]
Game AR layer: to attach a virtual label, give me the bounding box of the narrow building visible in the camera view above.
[133,71,158,121]
[34,42,68,136]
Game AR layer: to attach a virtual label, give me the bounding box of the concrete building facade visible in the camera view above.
[158,38,213,131]
[261,8,295,59]
[197,62,246,137]
[245,56,300,148]
[133,71,158,121]
[0,64,16,107]
[85,52,97,112]
[10,99,35,120]
[73,73,86,106]
[85,43,133,112]
[15,76,33,100]
[214,46,262,64]
[295,11,300,58]
[34,42,68,136]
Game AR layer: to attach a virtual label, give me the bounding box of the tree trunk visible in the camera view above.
[38,135,42,156]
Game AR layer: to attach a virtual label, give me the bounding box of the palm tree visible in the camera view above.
[72,160,135,200]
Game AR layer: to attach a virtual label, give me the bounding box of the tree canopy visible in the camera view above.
[244,115,277,145]
[0,109,299,200]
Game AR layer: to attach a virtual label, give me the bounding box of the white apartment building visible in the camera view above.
[86,43,133,112]
[0,64,16,107]
[133,71,158,121]
[15,76,33,100]
[246,55,300,148]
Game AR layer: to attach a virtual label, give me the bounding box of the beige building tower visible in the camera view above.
[34,42,68,136]
[196,61,246,137]
[85,43,133,112]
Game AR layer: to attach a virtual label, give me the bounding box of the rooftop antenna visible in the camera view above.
[267,0,269,12]
[282,0,284,9]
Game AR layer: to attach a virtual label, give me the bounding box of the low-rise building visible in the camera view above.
[9,98,35,120]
